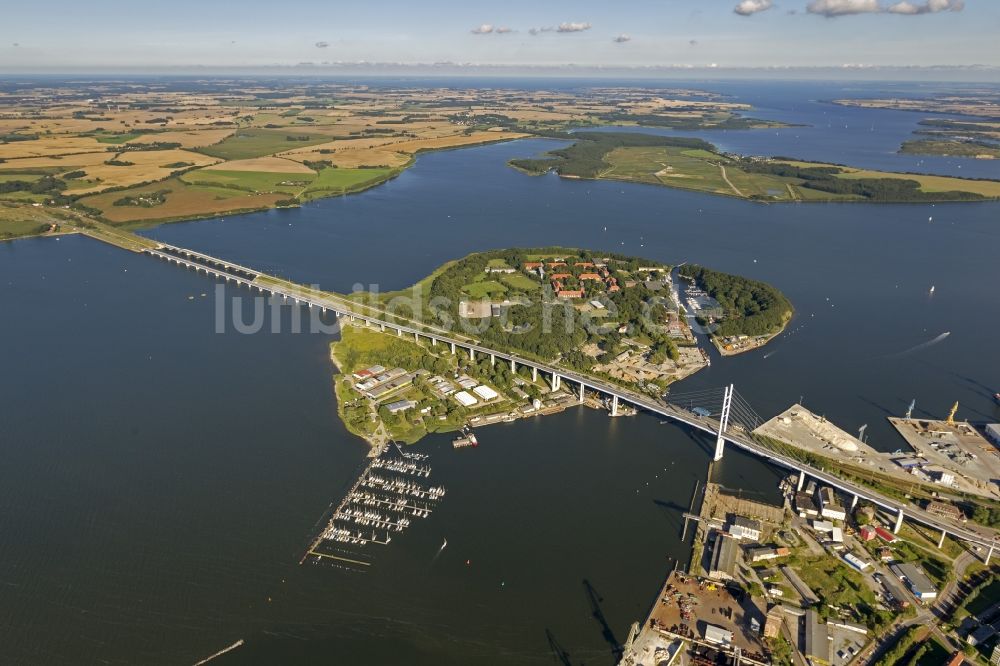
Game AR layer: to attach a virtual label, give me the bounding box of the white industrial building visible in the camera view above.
[473,385,499,401]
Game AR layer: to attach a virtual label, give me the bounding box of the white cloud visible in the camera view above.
[887,0,964,14]
[734,0,774,16]
[470,24,494,34]
[613,34,631,43]
[495,26,513,34]
[556,22,592,33]
[315,41,330,48]
[807,0,962,15]
[528,22,591,35]
[806,0,880,16]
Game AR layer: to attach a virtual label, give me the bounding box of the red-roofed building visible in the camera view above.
[574,261,595,268]
[945,651,965,666]
[578,273,602,281]
[523,262,542,270]
[860,526,876,541]
[557,290,584,299]
[547,261,567,268]
[874,526,898,543]
[550,272,572,280]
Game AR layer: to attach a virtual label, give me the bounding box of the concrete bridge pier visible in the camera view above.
[469,348,475,361]
[380,324,386,332]
[450,342,456,355]
[797,470,806,491]
[578,383,585,403]
[611,394,619,417]
[396,328,402,337]
[987,544,993,566]
[510,359,516,373]
[431,338,436,346]
[532,367,538,383]
[894,509,904,534]
[937,529,946,550]
[851,494,858,510]
[414,332,419,342]
[490,354,495,368]
[551,374,560,392]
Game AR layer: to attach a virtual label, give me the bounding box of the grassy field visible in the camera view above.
[501,272,539,291]
[604,146,756,197]
[180,168,315,195]
[462,279,508,299]
[300,167,394,200]
[197,129,333,161]
[0,215,50,239]
[598,146,1000,202]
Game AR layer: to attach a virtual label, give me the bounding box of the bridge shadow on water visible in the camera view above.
[582,578,623,663]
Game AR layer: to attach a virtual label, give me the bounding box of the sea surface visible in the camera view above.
[1,79,999,665]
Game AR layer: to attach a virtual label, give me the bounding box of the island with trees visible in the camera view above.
[509,131,1000,202]
[331,248,791,446]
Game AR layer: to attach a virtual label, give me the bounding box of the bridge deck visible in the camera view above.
[142,243,998,553]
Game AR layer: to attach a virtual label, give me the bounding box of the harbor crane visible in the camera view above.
[946,401,959,426]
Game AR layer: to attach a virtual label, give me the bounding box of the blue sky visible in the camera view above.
[1,0,996,71]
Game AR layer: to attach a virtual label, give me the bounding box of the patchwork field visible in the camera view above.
[0,81,805,236]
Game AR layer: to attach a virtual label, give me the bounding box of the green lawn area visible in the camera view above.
[0,173,43,183]
[197,128,332,160]
[501,272,540,291]
[94,132,141,144]
[0,217,49,239]
[0,191,48,203]
[180,168,315,194]
[603,146,733,195]
[300,167,394,200]
[680,148,719,159]
[462,280,507,299]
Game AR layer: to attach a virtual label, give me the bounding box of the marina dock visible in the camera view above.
[301,443,444,568]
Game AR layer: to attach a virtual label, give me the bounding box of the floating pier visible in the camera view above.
[301,443,445,568]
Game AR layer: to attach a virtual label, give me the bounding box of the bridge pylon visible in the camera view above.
[713,384,734,462]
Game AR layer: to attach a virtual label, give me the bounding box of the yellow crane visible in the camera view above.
[945,401,959,425]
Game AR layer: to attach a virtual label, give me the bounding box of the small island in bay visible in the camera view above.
[330,248,792,447]
[509,131,1000,202]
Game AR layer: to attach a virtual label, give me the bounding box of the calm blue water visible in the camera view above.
[2,79,999,664]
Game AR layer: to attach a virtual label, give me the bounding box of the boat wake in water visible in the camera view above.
[882,331,950,359]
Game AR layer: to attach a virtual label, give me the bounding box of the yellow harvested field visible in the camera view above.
[284,131,524,169]
[0,136,108,159]
[388,131,527,153]
[836,168,1000,196]
[0,151,109,171]
[128,129,234,149]
[285,147,410,169]
[202,156,315,173]
[71,149,219,194]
